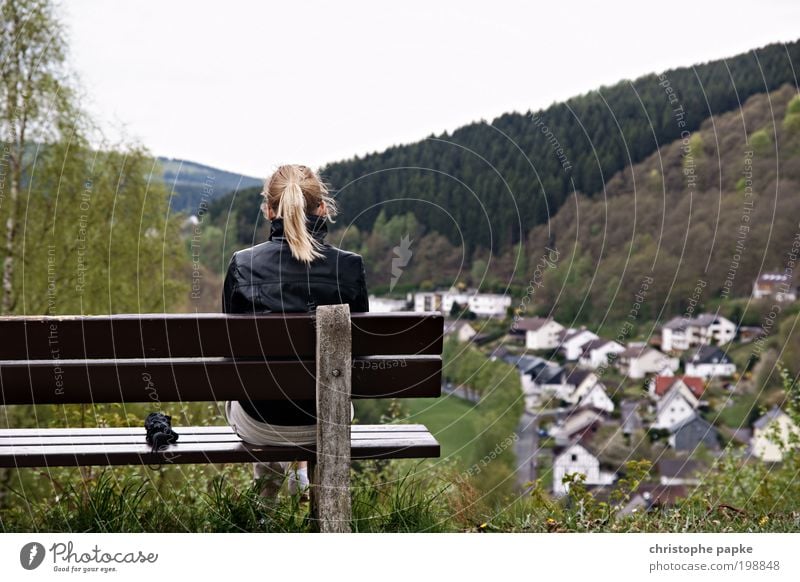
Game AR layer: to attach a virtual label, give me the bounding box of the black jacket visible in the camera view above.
[222,215,369,424]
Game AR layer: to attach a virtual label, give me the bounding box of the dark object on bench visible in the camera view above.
[0,307,444,532]
[144,412,179,452]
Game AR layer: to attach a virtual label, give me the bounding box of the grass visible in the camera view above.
[5,455,800,533]
[404,396,484,469]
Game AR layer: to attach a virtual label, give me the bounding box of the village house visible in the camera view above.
[648,375,706,401]
[616,345,679,379]
[750,407,800,462]
[577,383,615,413]
[617,484,688,517]
[515,317,565,350]
[752,272,797,302]
[738,326,765,344]
[652,383,699,431]
[368,295,410,313]
[685,345,736,379]
[550,407,608,446]
[661,313,737,352]
[657,459,703,486]
[560,369,598,403]
[578,338,626,369]
[668,415,720,451]
[413,288,511,317]
[620,400,644,436]
[467,293,512,317]
[503,354,550,396]
[444,320,478,343]
[557,328,599,361]
[552,442,616,496]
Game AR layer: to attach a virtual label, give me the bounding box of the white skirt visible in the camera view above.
[225,400,353,447]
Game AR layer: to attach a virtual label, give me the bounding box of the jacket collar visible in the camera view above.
[269,215,328,242]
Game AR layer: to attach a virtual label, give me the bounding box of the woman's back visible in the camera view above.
[223,215,368,315]
[221,164,368,426]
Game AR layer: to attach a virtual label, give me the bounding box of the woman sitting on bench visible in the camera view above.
[222,164,369,498]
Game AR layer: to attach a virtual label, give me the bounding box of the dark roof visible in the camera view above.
[663,316,689,331]
[509,354,550,375]
[664,313,729,331]
[689,345,732,365]
[534,365,565,384]
[564,368,593,387]
[729,427,752,444]
[657,459,702,479]
[619,345,652,358]
[580,338,612,354]
[620,400,643,433]
[672,415,714,433]
[515,317,558,332]
[693,313,723,327]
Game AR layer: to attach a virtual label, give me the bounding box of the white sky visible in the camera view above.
[63,0,800,179]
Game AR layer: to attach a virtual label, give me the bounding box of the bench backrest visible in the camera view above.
[0,312,443,406]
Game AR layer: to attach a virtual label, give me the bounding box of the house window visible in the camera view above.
[571,454,577,462]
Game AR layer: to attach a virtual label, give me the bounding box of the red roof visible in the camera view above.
[653,376,706,399]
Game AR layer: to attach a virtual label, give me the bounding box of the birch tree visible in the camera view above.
[0,0,73,314]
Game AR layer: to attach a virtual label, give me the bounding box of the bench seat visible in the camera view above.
[0,424,440,468]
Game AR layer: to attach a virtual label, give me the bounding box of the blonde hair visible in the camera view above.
[261,164,338,264]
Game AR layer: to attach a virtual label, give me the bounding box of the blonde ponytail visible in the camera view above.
[261,165,338,264]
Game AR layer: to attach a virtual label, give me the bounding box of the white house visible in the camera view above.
[648,375,706,402]
[414,292,441,313]
[685,345,736,379]
[414,288,511,318]
[516,317,565,350]
[661,313,737,352]
[750,407,800,462]
[657,459,702,486]
[558,328,599,361]
[577,383,615,413]
[563,369,600,404]
[467,293,512,317]
[652,383,698,431]
[444,320,478,343]
[578,339,626,369]
[503,354,550,396]
[752,272,797,302]
[369,295,409,313]
[552,443,616,496]
[616,346,679,379]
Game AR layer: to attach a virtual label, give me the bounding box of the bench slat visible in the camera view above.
[0,312,443,359]
[0,430,434,446]
[0,424,431,437]
[0,356,441,404]
[0,425,440,467]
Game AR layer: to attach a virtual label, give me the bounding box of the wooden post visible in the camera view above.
[310,304,352,532]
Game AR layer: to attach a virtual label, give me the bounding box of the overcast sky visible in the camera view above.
[63,0,800,179]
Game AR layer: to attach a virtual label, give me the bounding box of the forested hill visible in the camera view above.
[321,40,800,253]
[524,84,800,328]
[158,157,261,213]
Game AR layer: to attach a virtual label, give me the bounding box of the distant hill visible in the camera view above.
[157,157,262,213]
[320,39,800,253]
[199,40,800,299]
[525,84,800,327]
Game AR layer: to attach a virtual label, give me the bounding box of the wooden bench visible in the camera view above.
[0,305,443,532]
